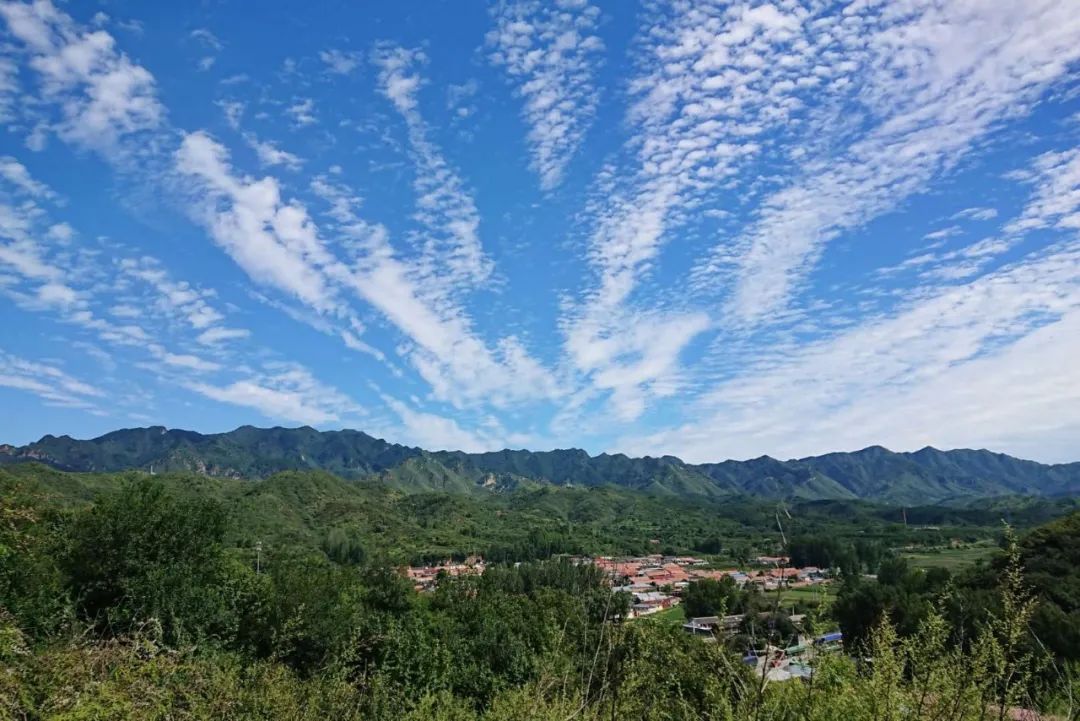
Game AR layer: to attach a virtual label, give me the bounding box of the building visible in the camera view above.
[682,614,744,636]
[630,590,678,617]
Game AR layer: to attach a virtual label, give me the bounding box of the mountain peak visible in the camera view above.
[2,425,1077,505]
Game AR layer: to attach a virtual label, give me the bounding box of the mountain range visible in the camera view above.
[2,425,1078,505]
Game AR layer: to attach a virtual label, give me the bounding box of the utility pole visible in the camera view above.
[255,541,262,574]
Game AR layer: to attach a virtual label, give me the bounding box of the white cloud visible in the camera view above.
[487,0,604,189]
[698,0,1080,326]
[159,351,220,372]
[311,175,559,408]
[0,241,58,281]
[287,97,316,127]
[565,307,709,421]
[243,132,303,170]
[623,139,1080,462]
[446,79,479,118]
[381,394,497,452]
[187,30,220,73]
[217,99,244,129]
[373,45,492,300]
[879,146,1080,282]
[1003,148,1080,235]
[923,226,962,241]
[627,238,1080,463]
[372,46,422,114]
[188,28,222,51]
[954,207,999,222]
[319,49,361,75]
[107,304,138,318]
[35,280,78,307]
[175,131,338,312]
[0,159,256,399]
[115,18,143,36]
[0,349,103,409]
[0,160,68,285]
[1,0,163,153]
[197,326,250,345]
[0,156,57,200]
[114,257,254,350]
[556,1,825,420]
[177,122,556,410]
[186,363,361,425]
[0,54,17,122]
[46,222,73,241]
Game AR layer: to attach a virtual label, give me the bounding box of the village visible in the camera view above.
[590,553,830,616]
[403,551,841,680]
[407,553,831,610]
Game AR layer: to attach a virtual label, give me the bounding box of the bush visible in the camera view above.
[0,478,71,641]
[62,478,235,645]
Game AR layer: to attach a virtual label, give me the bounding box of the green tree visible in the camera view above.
[62,478,233,644]
[259,555,366,673]
[683,577,741,619]
[321,526,367,565]
[0,478,70,641]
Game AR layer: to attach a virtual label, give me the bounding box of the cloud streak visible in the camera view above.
[701,0,1080,326]
[0,349,103,410]
[488,0,603,190]
[187,363,362,425]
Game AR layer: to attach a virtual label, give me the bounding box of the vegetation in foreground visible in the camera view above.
[1,467,1078,719]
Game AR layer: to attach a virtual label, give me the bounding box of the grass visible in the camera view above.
[901,544,998,571]
[754,584,837,612]
[775,585,836,602]
[639,604,686,626]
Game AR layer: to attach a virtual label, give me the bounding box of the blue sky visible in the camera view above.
[1,0,1079,462]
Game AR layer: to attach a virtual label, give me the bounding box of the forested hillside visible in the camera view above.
[3,463,1076,568]
[3,425,1078,504]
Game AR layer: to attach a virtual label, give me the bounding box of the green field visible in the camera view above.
[901,544,998,570]
[639,604,686,626]
[752,584,837,610]
[777,585,837,602]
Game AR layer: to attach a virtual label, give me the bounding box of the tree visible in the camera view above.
[834,578,894,652]
[321,526,367,565]
[63,478,233,644]
[0,477,70,639]
[261,555,366,673]
[789,534,857,573]
[683,577,740,619]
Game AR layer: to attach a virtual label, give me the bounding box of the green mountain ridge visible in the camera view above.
[2,425,1079,505]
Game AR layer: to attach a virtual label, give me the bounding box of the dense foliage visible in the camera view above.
[1,463,1059,570]
[833,517,1080,675]
[683,577,745,619]
[1,466,1077,719]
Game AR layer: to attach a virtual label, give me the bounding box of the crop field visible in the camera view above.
[901,544,998,570]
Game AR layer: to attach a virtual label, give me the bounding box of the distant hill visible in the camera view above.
[2,425,1078,505]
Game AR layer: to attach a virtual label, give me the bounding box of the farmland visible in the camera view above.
[901,543,998,570]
